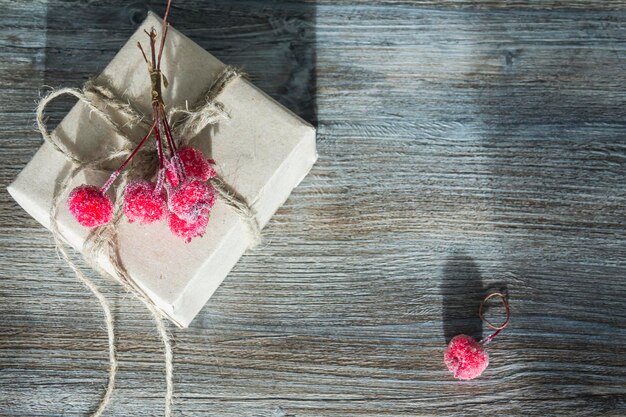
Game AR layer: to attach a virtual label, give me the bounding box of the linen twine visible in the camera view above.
[36,66,260,416]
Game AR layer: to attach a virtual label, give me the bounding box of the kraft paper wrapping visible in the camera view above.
[8,12,317,327]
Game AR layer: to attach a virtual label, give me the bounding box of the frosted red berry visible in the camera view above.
[67,185,113,227]
[167,211,209,243]
[166,147,216,187]
[205,160,217,179]
[444,334,489,380]
[168,179,216,221]
[123,179,166,224]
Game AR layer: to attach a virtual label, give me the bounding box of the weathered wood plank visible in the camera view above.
[1,0,625,416]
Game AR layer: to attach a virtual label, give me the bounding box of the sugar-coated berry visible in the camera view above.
[168,179,216,221]
[444,334,489,380]
[123,179,166,224]
[167,210,209,243]
[166,147,216,187]
[178,147,215,181]
[67,184,113,227]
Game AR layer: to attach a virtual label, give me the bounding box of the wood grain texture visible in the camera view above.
[1,0,626,416]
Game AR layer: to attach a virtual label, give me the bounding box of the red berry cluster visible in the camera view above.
[67,16,220,243]
[67,102,218,243]
[68,146,217,242]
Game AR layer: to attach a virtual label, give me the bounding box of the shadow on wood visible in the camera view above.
[441,252,484,344]
[44,0,317,127]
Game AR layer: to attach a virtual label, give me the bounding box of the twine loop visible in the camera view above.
[479,292,510,331]
[478,292,510,346]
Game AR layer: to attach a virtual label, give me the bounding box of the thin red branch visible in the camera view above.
[100,121,157,193]
[160,106,178,154]
[153,105,165,169]
[137,42,149,65]
[157,0,173,70]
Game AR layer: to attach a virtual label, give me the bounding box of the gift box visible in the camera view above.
[8,12,317,328]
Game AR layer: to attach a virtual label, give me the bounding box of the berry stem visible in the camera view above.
[153,106,165,170]
[100,121,157,193]
[478,292,510,346]
[159,106,186,181]
[160,107,178,154]
[154,168,166,195]
[152,105,167,194]
[480,328,503,346]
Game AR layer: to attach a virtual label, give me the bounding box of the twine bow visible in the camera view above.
[35,66,260,417]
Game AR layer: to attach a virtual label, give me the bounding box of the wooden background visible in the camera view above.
[1,0,625,415]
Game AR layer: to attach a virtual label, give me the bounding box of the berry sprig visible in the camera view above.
[444,292,510,380]
[67,0,217,243]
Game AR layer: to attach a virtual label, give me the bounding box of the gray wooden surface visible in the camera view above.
[1,0,626,416]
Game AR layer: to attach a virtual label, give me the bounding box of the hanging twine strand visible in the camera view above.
[36,66,257,417]
[49,168,117,417]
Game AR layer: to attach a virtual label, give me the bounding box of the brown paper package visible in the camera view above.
[8,12,317,328]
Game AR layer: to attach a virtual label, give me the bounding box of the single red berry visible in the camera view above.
[167,210,209,243]
[166,147,216,187]
[67,184,113,227]
[168,179,216,221]
[123,179,166,224]
[444,334,489,380]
